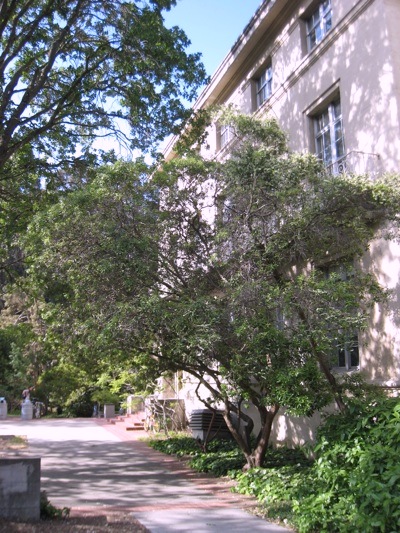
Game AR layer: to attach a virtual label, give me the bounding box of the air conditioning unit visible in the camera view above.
[189,409,233,442]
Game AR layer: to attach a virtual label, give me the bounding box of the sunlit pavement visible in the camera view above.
[0,417,292,532]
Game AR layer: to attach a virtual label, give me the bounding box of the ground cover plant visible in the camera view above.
[233,398,400,532]
[148,398,400,532]
[148,434,246,475]
[148,433,310,477]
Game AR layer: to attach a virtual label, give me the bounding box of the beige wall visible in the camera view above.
[197,0,400,388]
[164,0,400,445]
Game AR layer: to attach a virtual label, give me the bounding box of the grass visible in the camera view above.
[0,434,28,450]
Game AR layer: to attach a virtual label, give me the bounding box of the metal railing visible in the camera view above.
[326,151,381,177]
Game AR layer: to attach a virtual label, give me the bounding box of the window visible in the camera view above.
[220,123,233,149]
[306,0,332,51]
[321,264,360,370]
[332,333,359,370]
[256,64,273,108]
[314,98,345,173]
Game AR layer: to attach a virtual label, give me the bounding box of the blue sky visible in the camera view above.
[164,1,262,76]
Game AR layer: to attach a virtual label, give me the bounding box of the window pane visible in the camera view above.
[220,124,232,148]
[349,334,359,367]
[334,121,345,159]
[338,347,346,368]
[256,65,272,107]
[333,99,341,118]
[306,0,332,51]
[314,98,344,169]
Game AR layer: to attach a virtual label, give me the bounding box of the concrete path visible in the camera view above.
[0,417,292,532]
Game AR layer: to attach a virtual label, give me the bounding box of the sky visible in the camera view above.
[163,0,262,77]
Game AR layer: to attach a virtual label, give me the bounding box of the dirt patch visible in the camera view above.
[0,511,150,532]
[0,435,28,453]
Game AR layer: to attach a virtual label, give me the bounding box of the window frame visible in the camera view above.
[314,98,345,174]
[219,123,234,150]
[256,63,273,109]
[306,0,332,52]
[332,332,360,371]
[320,264,360,371]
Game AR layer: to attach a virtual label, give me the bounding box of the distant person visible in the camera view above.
[22,386,33,401]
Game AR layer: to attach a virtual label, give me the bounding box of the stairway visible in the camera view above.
[107,412,146,432]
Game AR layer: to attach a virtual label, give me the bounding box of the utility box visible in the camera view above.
[189,409,233,442]
[104,404,115,419]
[0,398,7,420]
[0,458,41,521]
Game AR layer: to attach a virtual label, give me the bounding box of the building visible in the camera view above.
[161,0,400,446]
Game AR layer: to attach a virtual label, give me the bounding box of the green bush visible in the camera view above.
[292,398,400,533]
[148,401,400,532]
[189,448,245,476]
[233,398,400,533]
[40,491,70,520]
[149,435,202,456]
[148,434,310,478]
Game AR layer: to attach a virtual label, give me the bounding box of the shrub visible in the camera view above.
[148,434,245,475]
[148,401,400,533]
[232,399,400,532]
[292,398,400,533]
[40,491,70,520]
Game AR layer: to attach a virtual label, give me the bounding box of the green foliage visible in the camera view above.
[149,435,245,475]
[232,464,312,525]
[294,398,400,533]
[40,491,70,520]
[91,389,120,406]
[0,0,207,172]
[63,389,95,418]
[11,112,400,469]
[148,434,313,478]
[233,398,400,533]
[189,449,245,476]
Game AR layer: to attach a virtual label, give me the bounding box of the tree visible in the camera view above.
[0,0,208,289]
[0,0,207,174]
[148,112,400,467]
[17,160,161,406]
[19,114,400,467]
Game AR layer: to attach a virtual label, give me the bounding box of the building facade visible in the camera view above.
[162,0,400,445]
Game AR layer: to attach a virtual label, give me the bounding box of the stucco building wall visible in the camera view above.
[165,0,400,446]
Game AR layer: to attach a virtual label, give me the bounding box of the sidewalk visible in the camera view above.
[0,417,292,532]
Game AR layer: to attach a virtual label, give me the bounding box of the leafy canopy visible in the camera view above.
[15,113,400,467]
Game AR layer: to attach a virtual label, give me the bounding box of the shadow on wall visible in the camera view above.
[269,409,323,448]
[360,237,400,384]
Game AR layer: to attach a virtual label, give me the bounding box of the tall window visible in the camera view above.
[322,264,360,370]
[332,333,359,370]
[306,0,332,51]
[220,123,233,149]
[256,64,273,108]
[314,99,345,173]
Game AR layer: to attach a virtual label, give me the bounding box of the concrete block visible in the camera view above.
[0,457,41,521]
[104,404,115,418]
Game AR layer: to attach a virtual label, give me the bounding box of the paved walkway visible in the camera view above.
[0,417,292,532]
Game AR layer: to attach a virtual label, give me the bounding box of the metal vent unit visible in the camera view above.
[189,409,232,442]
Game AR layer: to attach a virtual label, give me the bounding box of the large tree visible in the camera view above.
[0,0,207,280]
[0,0,207,172]
[19,114,400,467]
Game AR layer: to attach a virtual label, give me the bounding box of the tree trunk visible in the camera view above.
[248,404,279,468]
